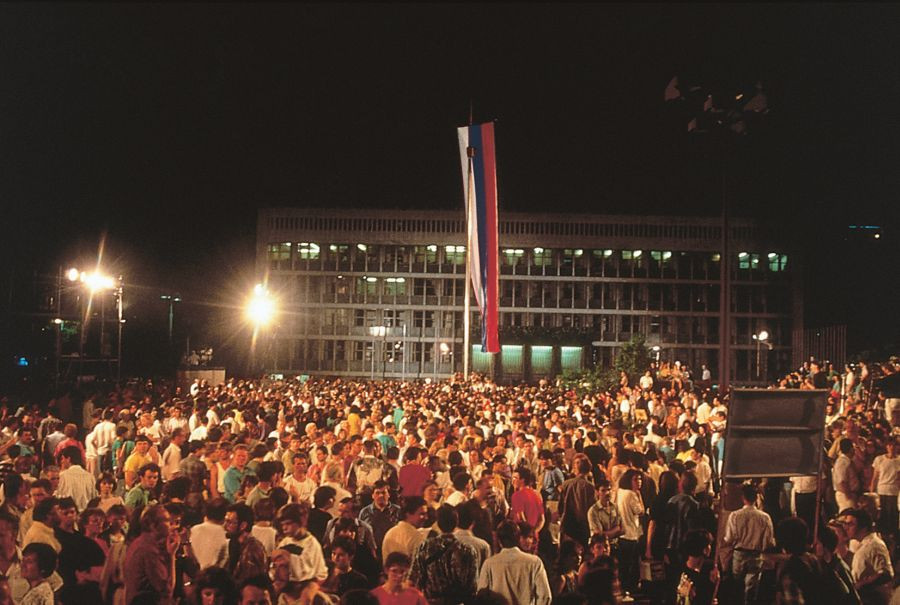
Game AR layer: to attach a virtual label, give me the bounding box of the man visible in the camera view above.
[0,473,31,522]
[225,503,268,584]
[870,436,900,538]
[54,496,106,603]
[841,508,893,605]
[789,474,818,539]
[178,440,209,497]
[123,435,158,488]
[308,486,336,545]
[190,497,228,569]
[381,496,428,564]
[509,468,544,533]
[161,428,186,481]
[538,450,565,506]
[321,536,370,597]
[56,446,96,512]
[247,461,282,508]
[93,409,118,473]
[771,517,825,605]
[125,463,161,510]
[587,479,623,551]
[409,505,478,605]
[23,497,61,552]
[559,456,596,547]
[324,497,377,555]
[722,483,775,605]
[347,440,389,494]
[358,480,400,556]
[281,435,304,476]
[283,454,316,504]
[444,472,471,507]
[832,439,861,512]
[455,500,492,572]
[19,478,51,545]
[124,504,180,605]
[477,520,551,605]
[223,444,255,503]
[399,448,432,499]
[276,502,328,582]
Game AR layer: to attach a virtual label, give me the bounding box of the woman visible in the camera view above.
[18,542,57,605]
[467,448,485,482]
[96,473,125,513]
[577,535,619,605]
[645,470,678,562]
[616,469,645,597]
[371,552,427,605]
[549,539,582,597]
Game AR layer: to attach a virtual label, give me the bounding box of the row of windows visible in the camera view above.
[267,243,789,275]
[266,215,757,241]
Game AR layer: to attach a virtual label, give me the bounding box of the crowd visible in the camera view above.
[0,354,896,605]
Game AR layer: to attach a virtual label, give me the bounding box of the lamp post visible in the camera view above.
[752,330,773,382]
[246,284,277,375]
[369,325,386,381]
[68,267,119,381]
[160,294,181,348]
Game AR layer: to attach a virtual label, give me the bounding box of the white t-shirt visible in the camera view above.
[873,454,900,496]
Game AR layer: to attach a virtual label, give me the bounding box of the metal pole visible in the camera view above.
[168,300,174,347]
[401,324,407,383]
[463,153,475,381]
[756,338,761,379]
[55,267,62,389]
[117,279,123,382]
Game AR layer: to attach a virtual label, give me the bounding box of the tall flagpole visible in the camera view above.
[464,149,474,381]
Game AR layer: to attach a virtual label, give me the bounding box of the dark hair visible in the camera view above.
[842,508,874,531]
[22,542,57,578]
[33,497,59,523]
[384,551,411,569]
[253,497,276,522]
[3,473,26,502]
[138,462,161,478]
[776,516,809,555]
[0,510,19,533]
[228,503,254,531]
[269,487,290,511]
[205,498,229,523]
[60,445,83,466]
[618,469,641,491]
[163,476,191,502]
[514,467,535,487]
[496,520,520,548]
[740,483,758,503]
[331,535,357,557]
[451,472,471,492]
[681,529,712,557]
[192,566,238,605]
[457,499,481,530]
[401,496,426,517]
[436,504,458,533]
[818,525,839,552]
[96,472,118,492]
[258,461,280,483]
[313,485,337,509]
[277,502,310,526]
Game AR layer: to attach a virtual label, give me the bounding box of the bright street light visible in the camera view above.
[81,271,116,293]
[246,285,276,326]
[66,268,80,282]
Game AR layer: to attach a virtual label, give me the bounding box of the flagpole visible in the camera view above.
[463,151,474,381]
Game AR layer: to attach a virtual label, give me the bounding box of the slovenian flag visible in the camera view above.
[457,122,500,353]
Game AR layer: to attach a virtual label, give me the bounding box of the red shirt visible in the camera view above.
[511,487,544,529]
[398,462,432,498]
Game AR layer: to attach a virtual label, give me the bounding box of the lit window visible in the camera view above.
[650,250,672,263]
[739,253,760,269]
[533,248,554,266]
[564,249,583,257]
[445,245,466,264]
[357,244,367,252]
[622,250,643,260]
[296,242,320,260]
[768,253,788,271]
[384,277,407,296]
[503,248,525,266]
[267,243,291,269]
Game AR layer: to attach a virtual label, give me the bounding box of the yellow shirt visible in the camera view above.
[123,451,153,476]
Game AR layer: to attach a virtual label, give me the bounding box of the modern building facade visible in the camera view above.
[256,208,802,384]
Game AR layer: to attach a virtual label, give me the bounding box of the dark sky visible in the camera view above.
[1,3,898,357]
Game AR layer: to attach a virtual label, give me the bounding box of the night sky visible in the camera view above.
[1,3,897,367]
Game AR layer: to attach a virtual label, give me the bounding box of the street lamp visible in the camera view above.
[651,345,661,363]
[246,284,277,373]
[160,294,182,348]
[752,330,773,381]
[67,266,122,381]
[369,325,386,380]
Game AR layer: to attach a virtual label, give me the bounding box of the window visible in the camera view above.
[768,253,788,271]
[650,250,672,264]
[295,242,319,260]
[622,250,643,261]
[267,243,291,270]
[414,245,438,264]
[357,276,378,296]
[413,311,434,328]
[329,244,351,262]
[738,252,760,270]
[445,245,466,264]
[414,279,436,297]
[384,277,406,296]
[502,248,524,266]
[533,247,554,266]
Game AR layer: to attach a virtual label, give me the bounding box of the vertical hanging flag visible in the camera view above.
[457,122,500,353]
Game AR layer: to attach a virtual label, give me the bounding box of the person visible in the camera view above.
[675,530,716,605]
[409,505,478,605]
[371,552,427,605]
[840,508,893,605]
[381,496,428,565]
[283,454,316,505]
[95,472,126,513]
[358,481,400,559]
[225,503,268,584]
[192,566,239,605]
[23,497,60,553]
[321,536,369,597]
[276,502,328,583]
[587,479,623,554]
[832,439,861,512]
[399,447,432,499]
[454,500,492,572]
[238,576,272,605]
[815,524,861,605]
[869,436,900,539]
[224,445,256,503]
[190,498,229,570]
[509,468,544,533]
[125,463,161,510]
[251,498,278,555]
[308,486,336,546]
[615,469,644,597]
[247,461,283,509]
[123,436,158,489]
[17,543,57,605]
[722,483,774,605]
[477,520,551,605]
[124,504,180,605]
[772,517,824,605]
[161,428,185,482]
[559,457,596,548]
[56,446,97,512]
[54,497,106,603]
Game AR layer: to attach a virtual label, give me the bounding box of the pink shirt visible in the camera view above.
[371,585,428,605]
[511,487,544,529]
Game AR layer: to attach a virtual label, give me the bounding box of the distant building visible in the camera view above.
[256,208,801,384]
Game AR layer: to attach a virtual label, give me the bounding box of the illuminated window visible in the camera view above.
[768,253,788,271]
[650,250,672,263]
[329,244,350,262]
[445,245,466,264]
[622,250,643,260]
[738,252,760,269]
[267,243,291,269]
[503,248,525,266]
[384,277,407,296]
[357,276,378,296]
[295,242,320,260]
[533,247,554,266]
[414,245,438,263]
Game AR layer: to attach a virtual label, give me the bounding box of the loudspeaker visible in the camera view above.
[722,389,828,479]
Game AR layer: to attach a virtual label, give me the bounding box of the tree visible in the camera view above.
[615,335,652,385]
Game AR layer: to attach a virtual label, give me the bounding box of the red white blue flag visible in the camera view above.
[457,122,500,353]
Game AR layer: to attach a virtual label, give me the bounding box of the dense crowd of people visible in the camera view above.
[0,355,897,605]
